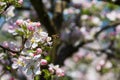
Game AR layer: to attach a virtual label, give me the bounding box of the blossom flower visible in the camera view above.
[12,56,26,69]
[48,67,54,74]
[27,26,35,31]
[8,26,15,33]
[24,59,41,75]
[24,40,31,48]
[10,19,63,77]
[1,74,12,80]
[36,22,41,27]
[0,2,6,13]
[18,0,23,4]
[91,17,101,25]
[48,64,64,77]
[106,11,117,21]
[0,53,6,60]
[81,15,89,20]
[56,68,64,77]
[116,25,120,33]
[25,31,52,48]
[36,48,42,54]
[15,19,41,29]
[16,19,24,25]
[104,61,112,69]
[22,54,41,75]
[40,59,47,65]
[2,41,9,48]
[12,53,41,75]
[4,6,15,20]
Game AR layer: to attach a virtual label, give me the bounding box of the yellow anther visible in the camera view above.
[31,38,35,43]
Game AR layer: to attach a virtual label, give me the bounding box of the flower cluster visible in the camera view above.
[18,0,23,4]
[48,64,64,77]
[7,19,64,77]
[0,0,23,20]
[12,53,41,75]
[9,19,41,37]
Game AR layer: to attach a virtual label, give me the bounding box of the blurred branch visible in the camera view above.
[52,0,66,31]
[84,46,115,58]
[55,20,120,65]
[103,0,120,6]
[54,39,93,65]
[0,36,26,53]
[16,7,31,10]
[0,44,19,53]
[30,0,57,36]
[94,21,120,38]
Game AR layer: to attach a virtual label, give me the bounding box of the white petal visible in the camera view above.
[24,41,31,48]
[32,43,38,48]
[33,54,41,60]
[54,65,59,70]
[46,37,52,42]
[29,53,34,57]
[40,32,48,37]
[12,63,18,69]
[8,29,15,33]
[34,67,41,75]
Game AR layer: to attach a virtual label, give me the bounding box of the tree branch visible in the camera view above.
[30,0,57,36]
[0,36,27,53]
[55,20,120,65]
[94,21,120,38]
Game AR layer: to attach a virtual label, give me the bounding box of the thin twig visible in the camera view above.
[94,21,120,38]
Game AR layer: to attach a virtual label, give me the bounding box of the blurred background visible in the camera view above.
[1,0,120,80]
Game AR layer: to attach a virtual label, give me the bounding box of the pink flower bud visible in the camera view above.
[40,59,47,65]
[18,0,23,4]
[48,67,54,74]
[16,19,23,25]
[96,65,101,71]
[9,26,14,29]
[26,19,31,22]
[36,22,41,27]
[3,41,9,48]
[99,60,105,66]
[110,32,116,36]
[36,48,42,54]
[27,26,35,31]
[56,68,64,77]
[10,77,14,80]
[59,72,64,77]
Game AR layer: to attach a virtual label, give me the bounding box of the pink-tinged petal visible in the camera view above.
[36,22,41,27]
[40,59,47,65]
[27,26,35,31]
[18,0,23,4]
[16,19,23,25]
[36,48,42,54]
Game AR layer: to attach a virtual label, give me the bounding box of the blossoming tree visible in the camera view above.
[1,0,120,80]
[0,0,64,80]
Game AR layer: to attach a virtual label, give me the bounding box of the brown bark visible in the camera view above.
[30,0,57,36]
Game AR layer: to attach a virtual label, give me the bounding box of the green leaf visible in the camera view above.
[16,29,24,36]
[27,50,35,53]
[6,66,11,70]
[45,56,51,62]
[34,75,40,80]
[42,69,51,80]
